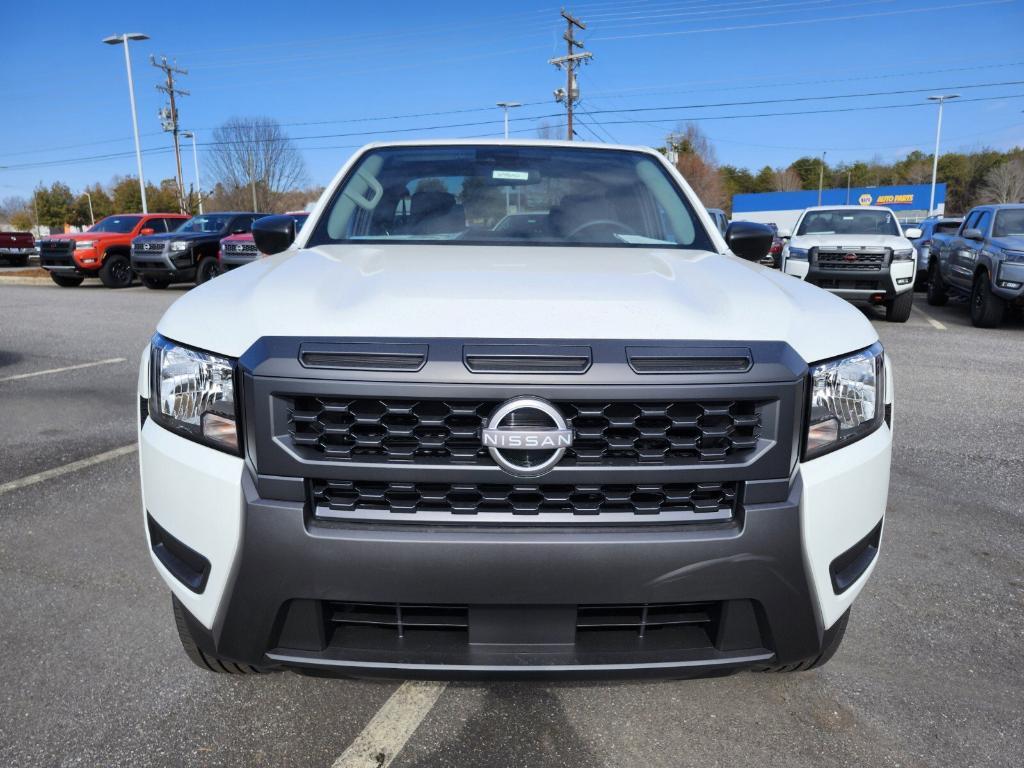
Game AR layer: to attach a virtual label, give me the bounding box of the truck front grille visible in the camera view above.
[815,248,887,271]
[38,240,74,267]
[310,478,738,524]
[132,242,166,257]
[286,396,761,466]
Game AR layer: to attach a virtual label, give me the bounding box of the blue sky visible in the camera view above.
[2,0,1023,201]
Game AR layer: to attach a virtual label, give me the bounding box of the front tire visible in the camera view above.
[970,273,1005,328]
[49,273,84,288]
[195,256,220,284]
[926,261,948,306]
[885,290,913,323]
[172,596,271,675]
[98,253,133,288]
[755,609,850,673]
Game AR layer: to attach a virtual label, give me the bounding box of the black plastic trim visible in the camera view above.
[463,344,592,374]
[147,513,210,593]
[627,345,752,375]
[830,520,882,594]
[299,342,428,372]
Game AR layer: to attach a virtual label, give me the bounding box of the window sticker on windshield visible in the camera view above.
[492,170,529,181]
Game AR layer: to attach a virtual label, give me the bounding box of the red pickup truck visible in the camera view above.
[38,213,188,288]
[0,231,35,266]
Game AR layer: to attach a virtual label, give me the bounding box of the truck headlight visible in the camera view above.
[891,248,914,260]
[150,334,240,454]
[805,343,884,460]
[787,247,810,260]
[75,240,97,250]
[169,241,189,252]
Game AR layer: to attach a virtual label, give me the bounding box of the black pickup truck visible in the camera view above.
[131,212,267,289]
[927,204,1024,327]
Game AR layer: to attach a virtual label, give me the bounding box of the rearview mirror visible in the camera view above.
[904,227,922,239]
[725,221,774,262]
[252,215,296,255]
[232,227,247,235]
[963,227,983,240]
[140,227,155,235]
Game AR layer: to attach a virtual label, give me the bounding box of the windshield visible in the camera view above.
[993,209,1024,237]
[308,145,714,249]
[797,209,900,237]
[175,214,232,234]
[87,215,142,234]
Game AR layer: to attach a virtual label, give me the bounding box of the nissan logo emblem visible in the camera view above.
[844,252,858,262]
[482,397,573,478]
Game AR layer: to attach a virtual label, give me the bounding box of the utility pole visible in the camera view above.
[152,55,189,214]
[85,191,95,226]
[549,9,592,141]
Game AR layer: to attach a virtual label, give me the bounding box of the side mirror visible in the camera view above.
[777,228,791,239]
[962,228,983,241]
[904,227,922,239]
[140,227,155,236]
[725,221,774,262]
[251,215,296,255]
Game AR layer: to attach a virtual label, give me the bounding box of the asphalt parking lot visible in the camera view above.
[1,280,1022,768]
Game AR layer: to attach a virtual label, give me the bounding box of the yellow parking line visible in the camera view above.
[913,306,946,330]
[331,681,447,768]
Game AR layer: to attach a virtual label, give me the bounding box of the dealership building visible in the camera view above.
[731,183,947,232]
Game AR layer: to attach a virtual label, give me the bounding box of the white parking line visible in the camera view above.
[331,680,447,768]
[913,306,947,330]
[0,357,127,383]
[0,445,136,497]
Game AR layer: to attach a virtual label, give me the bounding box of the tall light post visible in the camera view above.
[817,151,827,206]
[496,101,522,139]
[927,94,959,216]
[84,191,95,226]
[103,33,149,214]
[181,130,203,214]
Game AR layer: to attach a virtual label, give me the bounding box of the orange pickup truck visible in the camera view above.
[38,213,188,288]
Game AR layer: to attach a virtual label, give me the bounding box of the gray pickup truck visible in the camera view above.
[927,204,1024,327]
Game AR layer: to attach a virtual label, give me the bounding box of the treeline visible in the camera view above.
[665,124,1024,215]
[0,116,319,232]
[0,177,324,233]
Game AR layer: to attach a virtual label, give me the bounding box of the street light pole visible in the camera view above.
[103,33,150,214]
[181,130,203,214]
[927,94,960,216]
[817,151,827,206]
[496,101,522,139]
[85,191,95,226]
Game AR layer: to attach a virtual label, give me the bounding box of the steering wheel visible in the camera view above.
[566,219,638,241]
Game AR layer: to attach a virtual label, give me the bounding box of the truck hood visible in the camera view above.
[789,234,912,250]
[157,244,878,363]
[134,231,221,244]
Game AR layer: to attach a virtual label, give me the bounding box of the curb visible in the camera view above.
[0,275,55,285]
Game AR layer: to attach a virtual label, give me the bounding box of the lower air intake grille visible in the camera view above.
[311,479,738,524]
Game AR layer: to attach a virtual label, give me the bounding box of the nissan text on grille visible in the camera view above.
[139,140,893,679]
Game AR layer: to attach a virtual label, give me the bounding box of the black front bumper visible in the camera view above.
[176,470,826,680]
[805,264,903,300]
[131,253,195,280]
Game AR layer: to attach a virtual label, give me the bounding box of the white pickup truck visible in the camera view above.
[781,205,920,322]
[137,140,893,679]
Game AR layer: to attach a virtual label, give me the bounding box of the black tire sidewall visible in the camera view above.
[100,254,133,288]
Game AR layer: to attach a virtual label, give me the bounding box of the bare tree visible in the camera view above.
[773,167,801,191]
[536,121,558,140]
[978,158,1024,204]
[207,117,308,212]
[665,123,727,209]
